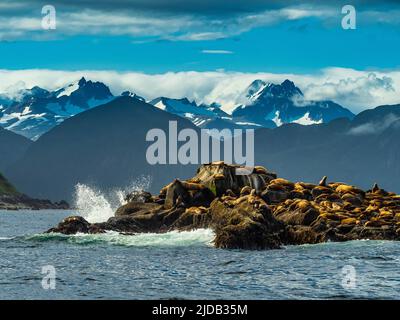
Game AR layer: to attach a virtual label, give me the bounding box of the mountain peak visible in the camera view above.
[262,79,303,99]
[245,79,303,101]
[245,79,267,100]
[121,91,145,102]
[78,77,87,86]
[281,79,295,89]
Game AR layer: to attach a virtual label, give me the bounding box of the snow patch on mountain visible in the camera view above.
[231,79,354,128]
[293,112,323,125]
[272,111,283,127]
[0,77,115,140]
[56,82,80,98]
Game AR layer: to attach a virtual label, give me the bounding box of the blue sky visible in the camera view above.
[0,0,399,72]
[2,20,400,73]
[0,0,399,112]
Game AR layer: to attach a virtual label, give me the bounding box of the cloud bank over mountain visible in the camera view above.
[0,68,399,113]
[0,0,399,40]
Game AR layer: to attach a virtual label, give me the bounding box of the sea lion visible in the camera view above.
[225,189,236,197]
[319,176,327,187]
[175,195,184,208]
[372,183,380,193]
[269,178,294,189]
[253,166,268,175]
[240,186,252,196]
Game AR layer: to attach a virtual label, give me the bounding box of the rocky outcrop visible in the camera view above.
[47,162,400,249]
[0,193,70,210]
[47,216,103,234]
[0,172,69,210]
[209,195,282,249]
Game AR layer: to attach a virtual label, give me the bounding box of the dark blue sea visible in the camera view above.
[1,209,400,300]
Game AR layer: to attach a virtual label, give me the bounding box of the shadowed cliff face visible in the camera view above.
[0,172,18,195]
[48,162,400,250]
[0,127,32,172]
[0,172,69,210]
[5,96,201,202]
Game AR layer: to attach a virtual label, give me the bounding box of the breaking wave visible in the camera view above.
[0,236,14,241]
[26,229,215,248]
[74,176,152,223]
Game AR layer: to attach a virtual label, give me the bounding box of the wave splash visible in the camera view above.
[74,184,114,223]
[74,176,152,223]
[27,229,215,247]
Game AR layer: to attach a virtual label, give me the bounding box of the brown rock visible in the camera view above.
[46,216,93,235]
[210,196,283,249]
[115,202,162,216]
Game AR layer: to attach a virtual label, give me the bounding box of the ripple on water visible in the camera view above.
[2,210,400,299]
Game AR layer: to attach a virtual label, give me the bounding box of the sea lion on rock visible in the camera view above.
[336,184,365,198]
[125,190,153,203]
[240,186,252,196]
[340,217,358,225]
[269,178,295,190]
[164,179,215,209]
[224,189,236,197]
[213,173,225,180]
[341,193,363,206]
[261,188,290,204]
[274,200,320,226]
[164,179,191,209]
[295,182,316,190]
[115,202,162,216]
[253,166,268,175]
[319,176,327,187]
[311,186,333,199]
[45,162,400,250]
[289,190,310,200]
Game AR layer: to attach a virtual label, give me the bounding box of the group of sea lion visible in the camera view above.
[47,162,400,249]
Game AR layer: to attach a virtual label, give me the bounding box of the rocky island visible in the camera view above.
[0,172,69,210]
[48,162,400,249]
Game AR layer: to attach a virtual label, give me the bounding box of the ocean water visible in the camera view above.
[1,209,400,300]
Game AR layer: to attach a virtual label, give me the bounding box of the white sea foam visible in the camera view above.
[74,184,115,223]
[29,229,215,247]
[74,176,152,223]
[0,236,14,240]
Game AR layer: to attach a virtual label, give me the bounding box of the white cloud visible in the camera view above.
[0,67,399,114]
[361,10,400,25]
[348,114,400,135]
[201,50,233,54]
[1,4,399,41]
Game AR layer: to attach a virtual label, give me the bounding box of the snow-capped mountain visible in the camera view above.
[150,97,226,127]
[232,79,355,128]
[149,97,262,131]
[0,77,114,140]
[0,77,355,140]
